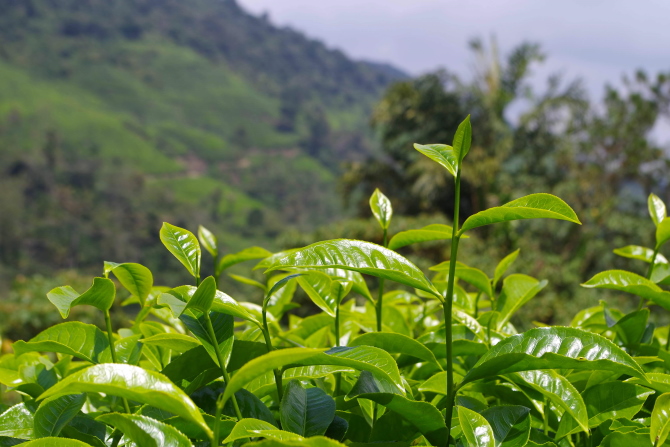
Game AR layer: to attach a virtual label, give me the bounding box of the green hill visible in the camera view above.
[0,0,405,278]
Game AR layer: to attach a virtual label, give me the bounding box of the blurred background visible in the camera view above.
[1,0,669,340]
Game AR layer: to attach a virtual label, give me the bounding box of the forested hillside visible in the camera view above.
[0,0,405,281]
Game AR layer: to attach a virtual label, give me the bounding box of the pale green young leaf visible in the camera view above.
[431,261,492,297]
[228,273,267,292]
[388,224,463,250]
[160,222,201,279]
[458,406,495,447]
[493,249,520,288]
[108,262,153,306]
[141,333,201,353]
[462,327,647,384]
[38,363,212,439]
[47,277,115,319]
[349,332,440,366]
[218,246,273,275]
[656,219,670,249]
[265,239,440,298]
[582,270,670,310]
[651,392,670,447]
[461,193,581,232]
[13,322,109,364]
[183,275,216,314]
[413,143,458,177]
[297,272,336,317]
[97,413,191,447]
[369,188,393,230]
[198,225,218,258]
[223,418,278,443]
[452,114,472,163]
[649,193,667,227]
[20,439,93,447]
[613,245,669,264]
[0,402,35,439]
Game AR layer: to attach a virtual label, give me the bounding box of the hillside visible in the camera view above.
[0,0,406,279]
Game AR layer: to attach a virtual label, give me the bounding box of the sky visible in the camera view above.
[237,0,670,105]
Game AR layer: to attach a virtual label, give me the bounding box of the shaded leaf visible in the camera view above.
[96,413,191,447]
[495,274,547,328]
[493,249,520,288]
[34,394,85,438]
[218,246,273,276]
[480,405,531,447]
[280,380,335,437]
[388,224,462,251]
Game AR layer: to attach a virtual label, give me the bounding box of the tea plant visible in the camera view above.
[1,116,669,446]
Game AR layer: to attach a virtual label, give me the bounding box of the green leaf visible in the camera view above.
[599,431,651,446]
[159,286,260,326]
[108,263,153,306]
[180,311,234,367]
[461,194,581,232]
[280,380,335,437]
[238,437,346,447]
[13,322,109,364]
[388,224,462,251]
[495,274,547,328]
[141,333,201,354]
[613,309,649,345]
[160,222,201,279]
[97,413,191,447]
[370,188,393,230]
[33,394,85,438]
[657,219,670,249]
[265,239,440,298]
[47,277,115,319]
[651,392,670,446]
[507,370,588,433]
[198,225,218,258]
[480,405,531,447]
[347,371,447,446]
[649,193,667,227]
[184,276,216,313]
[19,439,93,446]
[218,246,272,276]
[349,332,440,366]
[452,115,472,163]
[556,381,653,438]
[581,270,670,310]
[38,363,212,439]
[223,418,277,443]
[613,245,669,264]
[297,272,336,317]
[627,373,670,393]
[229,273,267,291]
[0,402,35,439]
[458,406,495,447]
[493,249,520,288]
[264,274,303,310]
[413,143,457,177]
[431,261,492,297]
[161,345,218,387]
[462,327,647,384]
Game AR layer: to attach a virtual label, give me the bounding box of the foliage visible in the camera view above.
[3,117,670,447]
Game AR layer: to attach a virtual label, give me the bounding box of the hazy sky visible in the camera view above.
[237,0,670,102]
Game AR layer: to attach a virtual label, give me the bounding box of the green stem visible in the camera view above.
[647,246,660,280]
[104,310,131,414]
[334,287,343,395]
[213,394,224,447]
[543,397,549,435]
[376,229,388,332]
[665,327,670,352]
[443,169,462,442]
[203,312,243,421]
[261,310,283,402]
[473,291,482,318]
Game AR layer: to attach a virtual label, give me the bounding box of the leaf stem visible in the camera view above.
[647,246,660,280]
[376,228,388,332]
[543,396,549,435]
[261,308,284,401]
[334,286,343,396]
[104,310,131,414]
[443,168,462,441]
[203,312,243,421]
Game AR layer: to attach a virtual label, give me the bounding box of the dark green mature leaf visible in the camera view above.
[347,371,447,446]
[0,402,35,439]
[461,194,581,232]
[462,327,647,384]
[280,381,335,437]
[413,143,458,177]
[160,222,201,279]
[649,193,667,227]
[613,245,668,264]
[613,309,649,345]
[97,413,191,447]
[184,276,216,313]
[265,239,440,298]
[651,392,670,446]
[657,219,670,249]
[161,345,217,387]
[349,332,440,366]
[180,311,234,367]
[431,261,492,297]
[107,262,153,306]
[218,246,272,275]
[452,115,472,163]
[370,188,393,230]
[20,439,93,446]
[47,278,115,319]
[494,249,520,288]
[13,322,109,364]
[507,370,588,433]
[38,363,212,439]
[480,405,531,447]
[388,224,463,251]
[198,225,218,258]
[556,381,653,438]
[495,274,547,328]
[458,406,495,447]
[582,270,670,310]
[34,394,85,438]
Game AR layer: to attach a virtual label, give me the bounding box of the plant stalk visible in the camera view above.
[104,310,131,414]
[443,168,462,441]
[334,286,343,395]
[646,246,660,280]
[203,312,243,421]
[261,308,284,401]
[376,228,388,332]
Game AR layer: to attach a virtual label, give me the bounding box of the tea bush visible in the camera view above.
[1,116,670,446]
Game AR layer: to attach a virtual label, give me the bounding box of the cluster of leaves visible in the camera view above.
[2,117,670,446]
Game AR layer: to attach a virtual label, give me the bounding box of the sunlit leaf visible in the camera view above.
[160,222,201,279]
[649,193,667,227]
[96,413,191,447]
[413,143,457,177]
[13,322,109,364]
[452,114,472,163]
[613,245,668,264]
[388,224,462,250]
[582,270,670,310]
[369,188,393,230]
[651,392,670,447]
[218,246,272,275]
[47,277,115,319]
[495,274,547,328]
[657,219,670,249]
[494,249,520,288]
[107,262,153,306]
[458,405,495,447]
[480,405,531,447]
[198,225,218,258]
